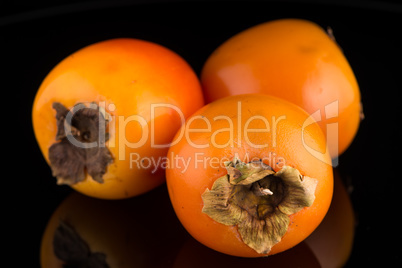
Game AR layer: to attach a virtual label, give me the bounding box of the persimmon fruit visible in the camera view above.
[166,94,333,257]
[201,18,362,158]
[32,38,204,199]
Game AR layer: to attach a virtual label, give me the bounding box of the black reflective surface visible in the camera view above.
[3,0,401,267]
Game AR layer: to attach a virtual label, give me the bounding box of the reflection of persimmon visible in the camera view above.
[40,185,188,268]
[305,168,356,267]
[173,236,320,268]
[201,18,362,158]
[166,94,333,257]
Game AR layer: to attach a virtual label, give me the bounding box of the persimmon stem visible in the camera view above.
[253,183,273,196]
[261,188,274,195]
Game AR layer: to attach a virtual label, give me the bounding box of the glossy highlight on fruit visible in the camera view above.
[32,38,204,199]
[166,94,333,257]
[201,18,362,158]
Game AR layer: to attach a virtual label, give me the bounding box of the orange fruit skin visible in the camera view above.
[166,94,334,257]
[32,38,204,199]
[201,18,361,157]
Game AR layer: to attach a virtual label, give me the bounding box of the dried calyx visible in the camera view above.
[48,102,113,185]
[201,157,318,254]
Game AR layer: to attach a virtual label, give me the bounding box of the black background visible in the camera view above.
[2,0,402,267]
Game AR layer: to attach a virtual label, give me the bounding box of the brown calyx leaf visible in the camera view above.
[201,158,318,255]
[202,176,244,226]
[274,166,318,215]
[225,157,274,185]
[48,102,113,185]
[237,209,289,255]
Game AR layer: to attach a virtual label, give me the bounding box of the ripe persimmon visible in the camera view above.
[166,94,333,257]
[201,18,362,158]
[32,38,204,199]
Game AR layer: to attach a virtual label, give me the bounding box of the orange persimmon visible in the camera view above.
[201,18,362,158]
[32,38,204,199]
[166,94,333,257]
